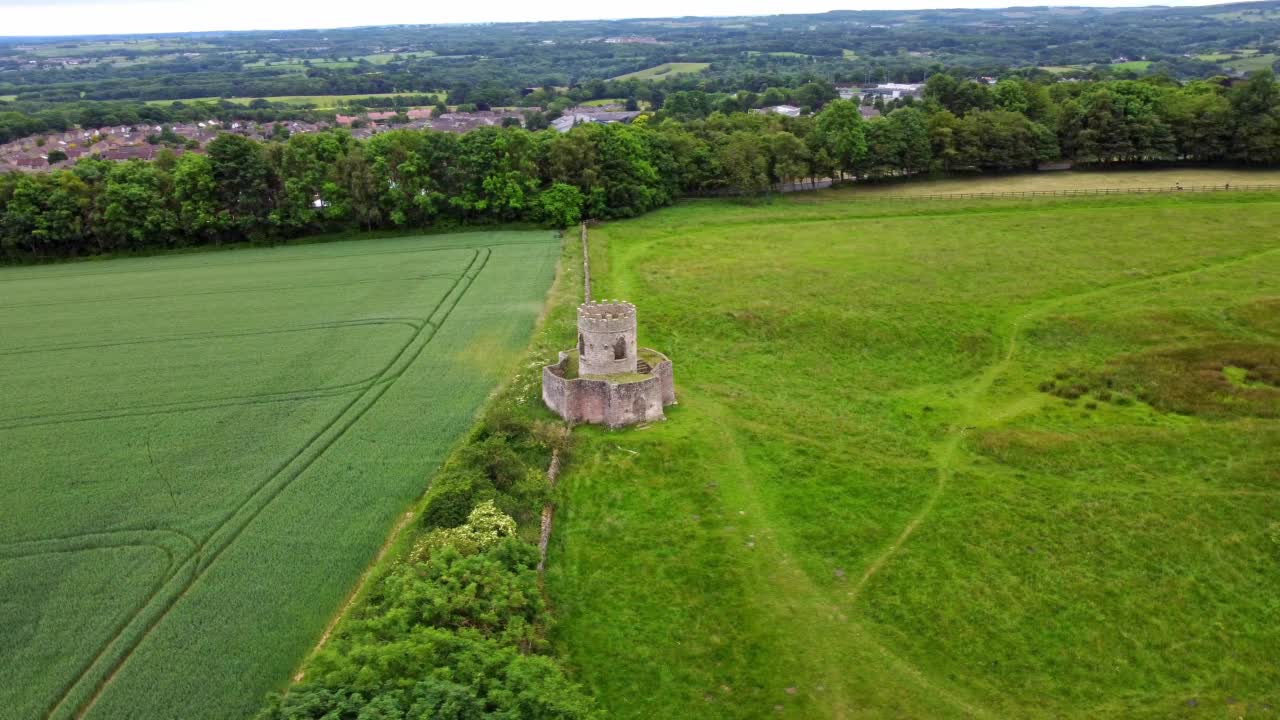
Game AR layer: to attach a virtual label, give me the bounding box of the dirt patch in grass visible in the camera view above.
[1042,342,1280,419]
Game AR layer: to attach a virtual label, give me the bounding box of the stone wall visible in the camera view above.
[542,349,675,428]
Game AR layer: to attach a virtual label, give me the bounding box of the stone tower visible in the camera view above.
[543,299,676,428]
[577,301,638,376]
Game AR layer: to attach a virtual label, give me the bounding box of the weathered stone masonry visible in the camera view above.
[543,300,676,428]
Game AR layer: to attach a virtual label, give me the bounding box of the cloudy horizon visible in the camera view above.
[0,0,1234,38]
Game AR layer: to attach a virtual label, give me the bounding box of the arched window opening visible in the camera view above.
[578,333,585,355]
[613,336,627,360]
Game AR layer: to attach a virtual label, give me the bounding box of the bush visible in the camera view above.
[414,501,518,559]
[421,468,488,529]
[538,183,584,227]
[459,433,527,492]
[258,539,597,720]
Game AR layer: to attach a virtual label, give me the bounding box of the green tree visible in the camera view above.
[99,160,176,251]
[206,133,271,237]
[718,131,769,194]
[1229,70,1280,164]
[173,152,224,245]
[538,182,584,227]
[766,131,810,189]
[812,100,868,180]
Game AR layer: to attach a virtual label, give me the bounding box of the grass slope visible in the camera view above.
[611,62,711,81]
[545,190,1280,719]
[0,230,560,720]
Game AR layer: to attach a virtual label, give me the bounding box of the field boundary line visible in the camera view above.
[293,508,417,682]
[0,274,456,311]
[846,243,1280,605]
[0,235,552,285]
[0,389,365,432]
[56,247,494,720]
[0,528,197,557]
[0,319,427,426]
[0,241,484,284]
[0,317,423,357]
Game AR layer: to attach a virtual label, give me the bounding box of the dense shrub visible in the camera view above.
[256,537,597,720]
[420,468,490,530]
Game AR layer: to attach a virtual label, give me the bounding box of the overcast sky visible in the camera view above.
[0,0,1231,37]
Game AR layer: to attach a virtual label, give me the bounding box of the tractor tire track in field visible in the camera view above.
[0,529,198,716]
[0,318,425,429]
[0,243,480,284]
[42,247,494,720]
[0,236,551,286]
[0,317,424,357]
[0,528,197,562]
[0,274,457,311]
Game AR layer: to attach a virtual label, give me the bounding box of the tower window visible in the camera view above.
[613,336,627,360]
[578,333,585,355]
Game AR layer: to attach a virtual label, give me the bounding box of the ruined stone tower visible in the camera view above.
[577,301,638,376]
[543,299,675,428]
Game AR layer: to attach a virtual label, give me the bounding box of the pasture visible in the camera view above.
[0,230,560,720]
[545,190,1280,719]
[611,62,711,81]
[1225,53,1280,73]
[838,167,1280,196]
[1110,60,1153,72]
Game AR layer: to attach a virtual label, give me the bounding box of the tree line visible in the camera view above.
[3,71,1279,262]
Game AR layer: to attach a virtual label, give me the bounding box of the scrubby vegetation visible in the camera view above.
[258,515,597,720]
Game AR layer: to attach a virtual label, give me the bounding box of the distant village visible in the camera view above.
[0,82,937,173]
[0,104,644,173]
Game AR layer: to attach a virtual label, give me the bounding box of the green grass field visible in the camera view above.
[1225,53,1279,73]
[1110,60,1153,72]
[0,230,560,720]
[24,39,212,57]
[545,189,1280,719]
[842,168,1280,196]
[611,62,711,81]
[1194,52,1239,62]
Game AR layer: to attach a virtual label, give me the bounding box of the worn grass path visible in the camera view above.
[548,192,1280,719]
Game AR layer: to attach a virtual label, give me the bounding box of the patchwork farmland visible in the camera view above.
[0,231,560,720]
